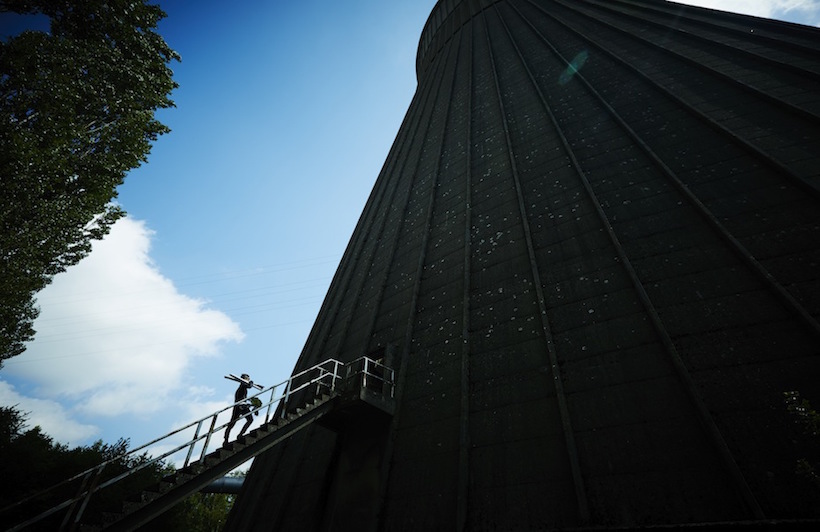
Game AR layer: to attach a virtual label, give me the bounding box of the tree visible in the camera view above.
[0,406,175,529]
[178,469,247,532]
[0,0,179,364]
[785,391,820,488]
[0,406,240,530]
[0,406,186,529]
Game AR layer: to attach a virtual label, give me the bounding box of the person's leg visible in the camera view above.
[238,413,253,437]
[224,410,239,443]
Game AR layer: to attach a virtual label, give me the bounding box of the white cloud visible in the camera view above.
[676,0,820,22]
[0,380,99,446]
[3,217,244,429]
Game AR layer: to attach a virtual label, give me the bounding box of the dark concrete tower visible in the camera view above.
[229,0,820,529]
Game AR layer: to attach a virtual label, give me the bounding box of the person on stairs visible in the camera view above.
[224,373,254,445]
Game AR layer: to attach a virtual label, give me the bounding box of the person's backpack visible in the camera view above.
[249,396,262,415]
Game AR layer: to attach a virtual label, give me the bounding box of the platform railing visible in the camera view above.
[4,356,394,531]
[343,356,396,398]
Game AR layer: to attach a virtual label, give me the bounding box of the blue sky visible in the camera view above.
[2,0,819,465]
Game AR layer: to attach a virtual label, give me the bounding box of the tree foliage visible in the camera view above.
[0,406,177,529]
[0,0,179,363]
[785,390,820,488]
[0,406,239,530]
[178,470,246,532]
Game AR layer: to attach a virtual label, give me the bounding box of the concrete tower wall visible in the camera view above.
[229,0,820,529]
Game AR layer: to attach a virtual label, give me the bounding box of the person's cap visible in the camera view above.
[241,373,250,380]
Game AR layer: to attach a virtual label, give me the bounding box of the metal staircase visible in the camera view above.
[3,356,395,531]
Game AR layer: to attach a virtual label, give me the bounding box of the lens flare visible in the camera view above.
[559,50,589,85]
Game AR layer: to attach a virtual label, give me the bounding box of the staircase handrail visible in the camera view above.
[3,357,354,531]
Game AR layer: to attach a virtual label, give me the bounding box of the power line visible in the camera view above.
[4,319,316,365]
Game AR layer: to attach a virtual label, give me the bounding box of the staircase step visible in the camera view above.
[122,500,143,514]
[101,510,123,526]
[181,464,203,476]
[173,472,195,485]
[28,358,364,531]
[138,488,163,504]
[215,447,231,458]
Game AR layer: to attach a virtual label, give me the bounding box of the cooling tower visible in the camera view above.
[228,0,820,529]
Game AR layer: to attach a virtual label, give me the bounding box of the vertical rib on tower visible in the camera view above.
[229,0,820,529]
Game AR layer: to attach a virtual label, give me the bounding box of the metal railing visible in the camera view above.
[4,356,394,531]
[343,356,396,398]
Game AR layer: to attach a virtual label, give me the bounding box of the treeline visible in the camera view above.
[0,406,238,531]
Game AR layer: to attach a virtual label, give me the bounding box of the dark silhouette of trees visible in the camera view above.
[0,406,178,529]
[0,0,179,363]
[177,470,246,532]
[0,406,240,530]
[785,391,820,489]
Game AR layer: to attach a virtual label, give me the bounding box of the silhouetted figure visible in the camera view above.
[224,373,254,445]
